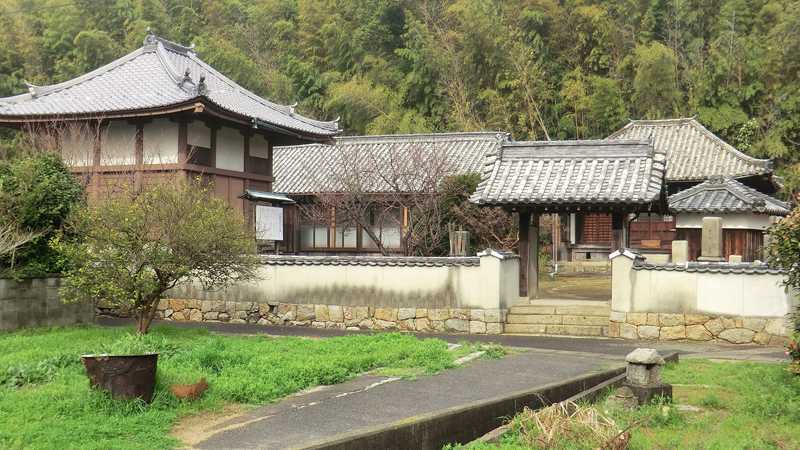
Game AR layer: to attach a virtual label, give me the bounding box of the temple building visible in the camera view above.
[0,32,338,231]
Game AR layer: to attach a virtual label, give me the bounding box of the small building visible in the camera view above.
[0,32,338,230]
[668,176,790,261]
[273,132,508,254]
[558,117,783,262]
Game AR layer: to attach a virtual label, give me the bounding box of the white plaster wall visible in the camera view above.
[173,255,518,310]
[143,119,178,164]
[697,273,790,317]
[676,213,772,230]
[217,126,244,171]
[187,121,211,148]
[100,121,137,166]
[250,134,269,159]
[61,127,95,166]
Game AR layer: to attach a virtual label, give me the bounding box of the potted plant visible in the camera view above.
[58,179,259,400]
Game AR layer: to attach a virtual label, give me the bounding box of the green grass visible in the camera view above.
[0,325,465,449]
[454,359,800,450]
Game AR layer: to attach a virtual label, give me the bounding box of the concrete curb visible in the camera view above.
[294,365,626,450]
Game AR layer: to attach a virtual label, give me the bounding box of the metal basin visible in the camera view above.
[81,353,158,403]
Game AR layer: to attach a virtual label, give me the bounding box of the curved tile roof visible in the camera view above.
[0,33,338,138]
[273,132,509,194]
[607,118,771,182]
[469,140,666,209]
[668,176,790,215]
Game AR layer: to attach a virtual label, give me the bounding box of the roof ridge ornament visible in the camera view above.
[143,28,157,46]
[23,81,38,97]
[196,73,207,95]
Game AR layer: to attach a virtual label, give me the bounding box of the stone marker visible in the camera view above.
[671,240,688,264]
[623,348,672,405]
[728,254,743,263]
[698,217,724,262]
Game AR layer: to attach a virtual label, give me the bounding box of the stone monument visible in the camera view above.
[623,348,672,405]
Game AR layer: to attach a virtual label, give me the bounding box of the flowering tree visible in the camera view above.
[60,179,259,334]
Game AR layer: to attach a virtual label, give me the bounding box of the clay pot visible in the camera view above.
[170,378,209,400]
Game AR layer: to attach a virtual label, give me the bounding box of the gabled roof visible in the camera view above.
[273,132,509,194]
[469,140,666,211]
[607,118,771,182]
[0,33,338,139]
[668,176,790,215]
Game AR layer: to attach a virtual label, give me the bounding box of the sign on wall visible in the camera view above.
[255,205,283,241]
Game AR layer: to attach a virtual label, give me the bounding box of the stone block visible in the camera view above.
[185,299,202,310]
[230,319,246,324]
[415,308,428,318]
[765,318,789,336]
[344,306,369,321]
[562,315,609,326]
[431,320,446,332]
[277,303,295,316]
[742,318,767,332]
[258,303,271,315]
[626,348,665,365]
[609,310,626,322]
[704,318,724,336]
[608,321,621,338]
[719,328,755,344]
[659,314,684,327]
[469,309,485,322]
[157,299,170,311]
[188,309,203,322]
[415,318,431,332]
[646,313,659,326]
[486,323,503,335]
[469,321,486,334]
[753,332,771,345]
[398,308,416,321]
[218,312,230,322]
[671,240,689,264]
[685,325,712,341]
[444,318,469,332]
[327,322,345,329]
[257,318,269,326]
[374,308,398,322]
[450,308,469,320]
[429,309,450,321]
[169,299,188,311]
[506,314,562,324]
[620,323,638,339]
[311,321,326,328]
[685,314,711,325]
[546,325,604,336]
[375,319,398,330]
[720,317,737,329]
[398,319,415,331]
[484,309,504,323]
[627,313,648,326]
[699,217,723,260]
[296,304,315,321]
[728,254,743,263]
[315,305,330,322]
[164,308,174,318]
[358,319,374,329]
[637,325,660,340]
[204,311,218,320]
[328,305,344,322]
[660,325,686,340]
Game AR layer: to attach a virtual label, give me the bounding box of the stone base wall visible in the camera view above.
[1,277,94,332]
[106,299,507,334]
[608,311,791,345]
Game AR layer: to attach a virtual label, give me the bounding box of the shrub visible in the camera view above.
[0,153,83,276]
[59,178,259,334]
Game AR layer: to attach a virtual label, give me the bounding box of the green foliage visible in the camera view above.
[59,179,259,334]
[0,153,84,277]
[766,207,800,332]
[0,326,461,449]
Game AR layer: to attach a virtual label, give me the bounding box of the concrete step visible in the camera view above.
[509,304,610,317]
[504,323,609,337]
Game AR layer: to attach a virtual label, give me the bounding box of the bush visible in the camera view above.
[0,153,83,277]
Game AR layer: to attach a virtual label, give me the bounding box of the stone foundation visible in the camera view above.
[608,311,791,345]
[108,299,507,334]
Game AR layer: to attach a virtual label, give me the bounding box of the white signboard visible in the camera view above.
[255,205,283,241]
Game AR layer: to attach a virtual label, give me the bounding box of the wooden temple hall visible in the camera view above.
[0,32,339,229]
[470,139,667,298]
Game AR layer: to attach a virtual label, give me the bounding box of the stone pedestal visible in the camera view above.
[624,348,672,405]
[698,217,724,262]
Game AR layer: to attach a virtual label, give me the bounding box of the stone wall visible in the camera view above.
[608,311,790,345]
[0,277,94,332]
[146,299,506,334]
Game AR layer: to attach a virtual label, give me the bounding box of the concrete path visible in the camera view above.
[99,317,790,362]
[183,348,623,450]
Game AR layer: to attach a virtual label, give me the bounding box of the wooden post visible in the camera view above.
[519,212,530,298]
[134,122,143,192]
[611,212,625,252]
[529,213,539,299]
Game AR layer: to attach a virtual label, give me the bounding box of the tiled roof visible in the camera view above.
[607,118,771,182]
[273,132,509,194]
[668,176,790,215]
[469,140,666,209]
[261,255,480,267]
[0,34,338,138]
[633,260,784,274]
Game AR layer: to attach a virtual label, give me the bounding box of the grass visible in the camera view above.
[453,359,800,449]
[0,325,474,449]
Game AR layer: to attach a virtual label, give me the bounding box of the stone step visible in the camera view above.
[509,304,610,317]
[505,323,609,337]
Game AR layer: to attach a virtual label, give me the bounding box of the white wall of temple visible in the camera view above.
[250,134,269,159]
[675,213,772,230]
[142,118,178,164]
[216,126,244,171]
[187,120,211,148]
[100,121,137,166]
[60,126,95,166]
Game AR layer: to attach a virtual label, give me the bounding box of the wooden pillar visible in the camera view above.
[519,211,530,298]
[90,121,103,201]
[611,212,625,252]
[134,122,144,192]
[177,120,188,165]
[529,213,539,299]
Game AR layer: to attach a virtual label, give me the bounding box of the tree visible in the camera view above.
[59,179,259,334]
[630,42,682,119]
[766,207,800,332]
